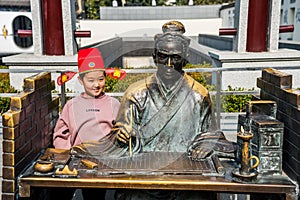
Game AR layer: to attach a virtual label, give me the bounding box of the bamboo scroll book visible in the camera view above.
[72,152,226,176]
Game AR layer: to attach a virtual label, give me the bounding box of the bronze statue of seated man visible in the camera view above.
[71,20,235,200]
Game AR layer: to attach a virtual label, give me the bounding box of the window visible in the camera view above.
[12,15,33,48]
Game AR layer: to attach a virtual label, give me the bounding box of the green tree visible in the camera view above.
[85,0,102,19]
[0,66,18,114]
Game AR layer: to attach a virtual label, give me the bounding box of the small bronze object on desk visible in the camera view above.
[34,161,54,173]
[55,165,78,177]
[232,127,260,183]
[81,159,98,169]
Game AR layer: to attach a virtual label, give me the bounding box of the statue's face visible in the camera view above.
[155,41,186,71]
[154,40,187,85]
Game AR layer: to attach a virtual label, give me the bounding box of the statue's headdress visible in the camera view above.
[162,21,186,34]
[154,32,190,57]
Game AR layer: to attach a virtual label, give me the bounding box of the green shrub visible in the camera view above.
[104,67,153,93]
[184,63,211,88]
[222,85,254,112]
[0,66,18,114]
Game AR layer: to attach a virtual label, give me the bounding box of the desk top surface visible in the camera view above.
[18,148,297,198]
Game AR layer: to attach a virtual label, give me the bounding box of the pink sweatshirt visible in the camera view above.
[53,93,120,149]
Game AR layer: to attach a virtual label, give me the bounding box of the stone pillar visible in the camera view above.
[268,0,281,52]
[233,0,281,53]
[232,0,248,53]
[30,0,44,55]
[62,0,77,56]
[30,0,77,56]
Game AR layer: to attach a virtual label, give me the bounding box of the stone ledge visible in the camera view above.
[2,54,77,67]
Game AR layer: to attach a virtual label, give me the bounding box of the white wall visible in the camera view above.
[76,19,222,47]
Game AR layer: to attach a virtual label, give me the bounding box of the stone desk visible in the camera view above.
[18,148,298,200]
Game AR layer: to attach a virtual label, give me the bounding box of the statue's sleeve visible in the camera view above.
[199,93,217,133]
[188,93,235,159]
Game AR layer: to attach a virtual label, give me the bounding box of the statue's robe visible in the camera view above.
[117,72,215,152]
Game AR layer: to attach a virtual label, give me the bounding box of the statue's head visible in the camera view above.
[153,32,190,72]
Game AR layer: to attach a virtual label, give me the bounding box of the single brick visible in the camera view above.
[9,91,31,110]
[3,140,15,153]
[15,133,27,152]
[2,126,20,140]
[284,89,300,107]
[2,179,15,193]
[262,68,292,89]
[262,68,272,82]
[23,72,51,91]
[2,166,14,180]
[256,77,265,90]
[264,79,276,94]
[2,110,22,127]
[2,153,14,166]
[36,117,45,133]
[40,104,50,118]
[1,192,16,200]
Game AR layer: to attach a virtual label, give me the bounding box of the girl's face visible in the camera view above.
[78,70,105,98]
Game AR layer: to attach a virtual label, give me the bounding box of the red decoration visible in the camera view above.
[57,71,77,86]
[105,68,126,80]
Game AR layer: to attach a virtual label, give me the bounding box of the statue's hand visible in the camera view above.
[188,145,213,160]
[111,122,135,145]
[187,131,236,160]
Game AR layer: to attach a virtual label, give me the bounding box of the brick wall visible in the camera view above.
[1,72,59,200]
[257,68,300,188]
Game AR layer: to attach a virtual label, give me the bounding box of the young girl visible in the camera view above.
[53,47,120,149]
